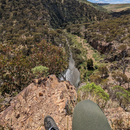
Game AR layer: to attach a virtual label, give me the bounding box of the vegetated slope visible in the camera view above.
[66,13,130,84]
[97,3,110,6]
[77,0,108,12]
[83,14,130,63]
[65,14,130,128]
[0,0,110,95]
[102,3,130,12]
[0,0,110,29]
[0,0,110,45]
[46,0,110,28]
[84,14,130,48]
[111,8,130,17]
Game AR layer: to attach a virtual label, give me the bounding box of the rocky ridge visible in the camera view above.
[0,75,77,130]
[0,75,130,130]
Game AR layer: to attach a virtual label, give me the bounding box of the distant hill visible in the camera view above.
[77,0,108,12]
[96,3,110,6]
[102,4,130,12]
[111,8,130,17]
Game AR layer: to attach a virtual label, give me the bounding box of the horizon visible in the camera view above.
[88,0,130,4]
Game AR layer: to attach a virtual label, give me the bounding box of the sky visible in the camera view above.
[88,0,130,4]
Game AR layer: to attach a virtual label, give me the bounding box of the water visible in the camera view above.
[60,39,80,87]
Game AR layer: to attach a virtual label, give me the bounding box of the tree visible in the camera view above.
[0,8,2,19]
[112,86,130,111]
[98,66,109,78]
[117,45,128,74]
[87,58,93,69]
[89,75,102,85]
[112,72,128,86]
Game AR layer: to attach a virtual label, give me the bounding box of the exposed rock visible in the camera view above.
[104,107,130,129]
[89,40,113,54]
[0,75,77,130]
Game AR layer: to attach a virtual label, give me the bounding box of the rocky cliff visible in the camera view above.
[0,75,77,130]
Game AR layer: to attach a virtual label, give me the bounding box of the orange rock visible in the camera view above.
[0,75,76,130]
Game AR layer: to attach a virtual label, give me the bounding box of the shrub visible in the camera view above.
[0,40,67,95]
[118,45,127,51]
[89,75,102,85]
[98,66,109,78]
[85,70,93,79]
[94,64,98,69]
[87,58,93,69]
[31,66,49,78]
[112,86,130,111]
[112,72,128,86]
[78,82,109,108]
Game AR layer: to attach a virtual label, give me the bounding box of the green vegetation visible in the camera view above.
[87,58,93,69]
[92,53,103,61]
[112,72,128,86]
[66,33,88,82]
[0,40,67,95]
[31,66,49,78]
[77,0,108,12]
[113,86,130,110]
[98,66,109,78]
[0,0,110,96]
[85,70,94,79]
[84,16,130,45]
[78,82,109,108]
[0,0,130,129]
[89,75,102,85]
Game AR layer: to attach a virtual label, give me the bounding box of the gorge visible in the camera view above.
[60,39,80,87]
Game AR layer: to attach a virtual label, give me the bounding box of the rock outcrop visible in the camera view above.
[89,40,113,54]
[0,75,77,130]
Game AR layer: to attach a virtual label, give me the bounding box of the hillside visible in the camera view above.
[67,14,130,73]
[66,14,130,130]
[77,0,108,12]
[102,3,130,12]
[0,0,110,95]
[0,0,109,29]
[111,8,130,17]
[0,0,130,129]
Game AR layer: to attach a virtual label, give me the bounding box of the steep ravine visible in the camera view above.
[60,39,80,87]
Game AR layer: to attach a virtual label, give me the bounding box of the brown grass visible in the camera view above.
[103,4,130,12]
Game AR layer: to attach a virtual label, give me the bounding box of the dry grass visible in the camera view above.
[103,4,130,12]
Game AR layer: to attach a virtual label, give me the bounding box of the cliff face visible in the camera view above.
[0,75,77,130]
